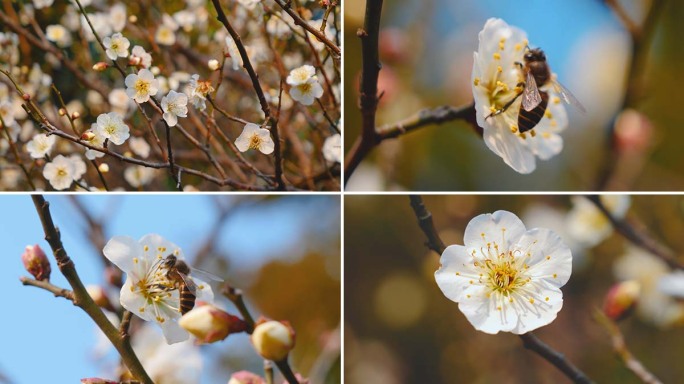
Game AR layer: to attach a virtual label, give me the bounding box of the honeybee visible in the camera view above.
[487,47,585,133]
[160,255,223,315]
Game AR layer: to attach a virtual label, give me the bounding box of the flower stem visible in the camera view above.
[519,333,594,384]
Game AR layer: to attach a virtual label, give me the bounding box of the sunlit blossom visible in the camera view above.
[287,65,323,105]
[43,154,77,190]
[322,133,341,163]
[102,33,130,61]
[235,123,275,154]
[125,69,159,103]
[45,25,72,48]
[94,112,130,145]
[435,210,572,334]
[566,195,630,248]
[26,133,56,159]
[161,90,188,127]
[130,46,152,68]
[124,166,156,188]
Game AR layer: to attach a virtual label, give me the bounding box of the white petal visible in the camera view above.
[519,228,573,286]
[510,288,563,334]
[161,320,190,344]
[103,235,142,273]
[463,210,527,250]
[120,278,156,322]
[435,245,479,302]
[138,234,185,261]
[483,127,536,174]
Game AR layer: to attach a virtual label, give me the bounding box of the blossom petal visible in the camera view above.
[161,320,190,344]
[483,127,536,174]
[463,210,527,250]
[120,278,156,322]
[435,245,480,302]
[519,228,573,286]
[103,235,143,273]
[138,233,185,262]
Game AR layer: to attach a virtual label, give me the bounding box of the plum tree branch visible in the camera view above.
[408,195,594,384]
[29,195,153,384]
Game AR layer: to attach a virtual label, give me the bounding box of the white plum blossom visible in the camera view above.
[109,3,127,32]
[124,165,156,188]
[566,195,630,248]
[238,0,261,10]
[43,154,77,190]
[102,33,130,61]
[472,18,568,174]
[83,128,106,160]
[125,69,159,103]
[108,88,134,115]
[130,46,152,68]
[156,26,176,46]
[186,74,214,110]
[322,133,341,163]
[0,100,16,127]
[435,210,572,334]
[94,112,130,145]
[26,133,56,158]
[161,90,188,127]
[32,0,54,9]
[102,234,214,344]
[45,25,72,48]
[69,154,87,180]
[287,65,323,106]
[133,325,202,383]
[235,123,275,154]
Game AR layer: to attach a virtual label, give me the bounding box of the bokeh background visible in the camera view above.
[345,194,684,383]
[0,194,340,383]
[344,0,684,191]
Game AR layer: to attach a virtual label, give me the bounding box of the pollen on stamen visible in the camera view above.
[545,297,550,301]
[510,126,518,133]
[496,306,502,311]
[493,52,501,60]
[489,105,497,114]
[469,280,474,284]
[139,306,145,312]
[530,130,536,137]
[553,97,561,104]
[473,77,480,86]
[529,298,535,304]
[542,132,551,139]
[553,273,558,278]
[143,245,149,251]
[133,257,139,264]
[518,132,527,139]
[550,120,557,127]
[198,284,205,290]
[546,256,551,260]
[455,272,460,276]
[466,294,471,298]
[514,43,522,51]
[496,65,502,73]
[545,110,553,119]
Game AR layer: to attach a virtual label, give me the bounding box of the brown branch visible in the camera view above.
[409,195,594,384]
[586,195,684,270]
[30,195,153,384]
[594,310,663,384]
[20,276,74,301]
[272,0,341,57]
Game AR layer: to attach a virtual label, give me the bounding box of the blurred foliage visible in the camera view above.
[345,195,684,383]
[344,0,684,191]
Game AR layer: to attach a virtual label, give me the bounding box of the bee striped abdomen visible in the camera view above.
[179,284,196,314]
[518,91,549,133]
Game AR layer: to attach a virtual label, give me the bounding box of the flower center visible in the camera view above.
[487,257,522,295]
[105,124,116,135]
[249,134,262,150]
[299,83,312,94]
[135,79,150,95]
[57,168,68,177]
[111,42,119,50]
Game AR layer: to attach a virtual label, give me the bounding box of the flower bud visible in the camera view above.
[228,371,265,384]
[86,285,116,312]
[251,320,295,361]
[81,130,96,141]
[614,109,653,154]
[179,304,248,344]
[22,244,51,281]
[98,163,110,173]
[22,93,31,101]
[92,62,108,72]
[603,280,640,321]
[208,59,220,71]
[128,15,138,23]
[71,111,81,120]
[129,56,142,66]
[58,108,67,116]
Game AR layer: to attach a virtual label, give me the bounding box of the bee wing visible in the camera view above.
[176,272,198,293]
[552,81,586,113]
[522,70,542,112]
[190,267,225,283]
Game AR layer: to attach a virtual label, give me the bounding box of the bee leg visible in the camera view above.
[486,90,523,120]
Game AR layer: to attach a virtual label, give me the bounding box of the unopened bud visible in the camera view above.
[81,131,96,141]
[98,163,109,173]
[92,62,108,72]
[228,371,265,384]
[86,285,116,312]
[71,111,81,120]
[128,15,137,23]
[251,320,295,361]
[129,56,142,66]
[603,280,640,321]
[614,108,653,154]
[150,66,160,76]
[22,93,31,101]
[179,303,248,344]
[22,244,51,281]
[208,59,220,71]
[58,108,67,116]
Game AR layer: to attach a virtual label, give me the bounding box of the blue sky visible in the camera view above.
[0,194,340,383]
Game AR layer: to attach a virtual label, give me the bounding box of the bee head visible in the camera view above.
[524,48,546,63]
[163,254,177,268]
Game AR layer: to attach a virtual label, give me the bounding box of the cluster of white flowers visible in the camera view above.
[287,65,324,106]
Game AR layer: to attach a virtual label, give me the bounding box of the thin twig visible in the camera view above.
[586,195,684,270]
[20,277,74,301]
[408,195,446,254]
[29,195,153,384]
[271,0,341,56]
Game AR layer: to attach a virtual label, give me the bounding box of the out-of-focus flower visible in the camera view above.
[322,133,341,163]
[174,10,196,32]
[251,320,296,361]
[207,59,220,71]
[33,0,54,9]
[238,0,261,10]
[228,371,265,384]
[109,3,127,32]
[287,65,323,106]
[566,195,630,248]
[94,112,130,145]
[179,304,248,344]
[129,136,151,158]
[186,74,214,110]
[0,100,16,127]
[658,272,684,299]
[45,25,72,47]
[102,234,214,344]
[235,123,274,154]
[22,244,51,281]
[130,45,152,68]
[43,154,77,190]
[26,133,56,159]
[132,324,202,383]
[108,89,133,115]
[161,90,188,127]
[471,18,568,174]
[124,166,156,188]
[102,33,130,61]
[86,285,116,312]
[225,37,244,70]
[155,26,176,46]
[614,108,654,154]
[614,246,684,326]
[125,69,159,103]
[603,280,640,321]
[266,14,292,40]
[435,210,572,334]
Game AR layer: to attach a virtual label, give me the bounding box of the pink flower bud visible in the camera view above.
[251,320,296,361]
[22,244,51,281]
[603,280,640,321]
[81,131,96,141]
[614,109,653,154]
[71,111,81,120]
[228,371,265,384]
[179,304,248,344]
[92,62,108,71]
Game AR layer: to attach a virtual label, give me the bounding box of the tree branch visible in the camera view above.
[271,0,341,57]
